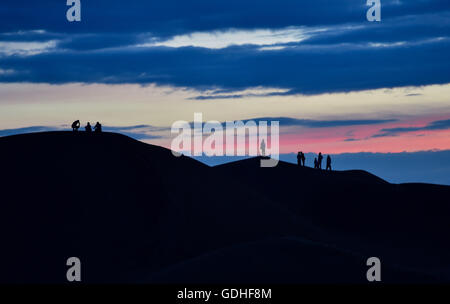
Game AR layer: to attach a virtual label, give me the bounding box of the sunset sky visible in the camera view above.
[1,1,449,183]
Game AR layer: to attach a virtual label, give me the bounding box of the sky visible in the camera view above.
[0,0,450,183]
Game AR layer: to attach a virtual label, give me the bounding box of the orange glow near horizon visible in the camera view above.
[278,114,450,154]
[146,113,450,155]
[1,83,450,155]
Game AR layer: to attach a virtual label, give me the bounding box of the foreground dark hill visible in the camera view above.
[0,131,449,283]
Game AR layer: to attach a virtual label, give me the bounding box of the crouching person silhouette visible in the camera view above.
[94,122,102,133]
[85,122,92,132]
[72,120,80,132]
[314,157,318,169]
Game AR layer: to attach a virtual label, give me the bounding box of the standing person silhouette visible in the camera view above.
[326,155,332,171]
[260,139,266,157]
[314,157,318,169]
[301,152,306,166]
[85,122,92,132]
[318,152,323,170]
[94,122,102,133]
[71,120,80,132]
[297,152,302,166]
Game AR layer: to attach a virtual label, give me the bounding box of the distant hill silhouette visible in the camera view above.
[0,131,449,283]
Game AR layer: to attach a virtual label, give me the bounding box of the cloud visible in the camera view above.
[242,117,397,128]
[343,138,359,142]
[190,88,293,100]
[0,126,62,137]
[0,30,61,42]
[103,125,168,140]
[303,12,450,46]
[0,0,449,95]
[1,0,448,36]
[1,37,449,95]
[58,33,140,51]
[374,119,450,137]
[0,68,16,75]
[141,27,312,49]
[0,40,57,56]
[188,117,396,130]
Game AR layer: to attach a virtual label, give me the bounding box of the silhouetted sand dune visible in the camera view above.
[0,132,449,283]
[146,237,438,284]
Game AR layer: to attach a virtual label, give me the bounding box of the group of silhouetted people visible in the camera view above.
[72,120,102,133]
[297,151,306,166]
[298,151,332,171]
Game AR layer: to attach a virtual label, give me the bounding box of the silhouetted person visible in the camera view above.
[72,120,80,132]
[326,155,332,171]
[297,152,302,166]
[85,122,92,133]
[314,157,318,169]
[260,139,266,157]
[94,122,102,133]
[318,152,323,170]
[301,152,306,166]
